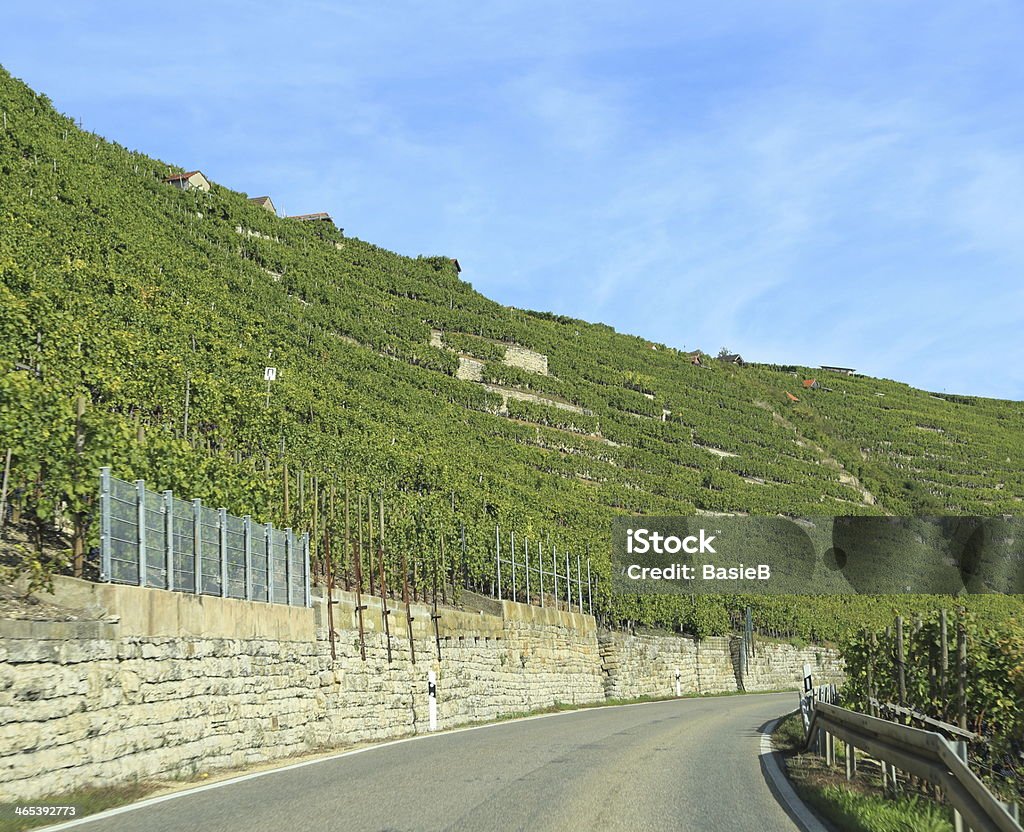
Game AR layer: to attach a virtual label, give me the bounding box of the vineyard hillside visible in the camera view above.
[1,66,1022,632]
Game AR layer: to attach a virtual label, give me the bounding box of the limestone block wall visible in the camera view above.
[503,345,548,376]
[598,631,843,700]
[0,580,602,802]
[0,577,840,803]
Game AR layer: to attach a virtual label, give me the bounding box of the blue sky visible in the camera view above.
[3,1,1023,399]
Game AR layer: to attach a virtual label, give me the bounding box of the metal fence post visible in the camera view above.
[218,508,228,597]
[243,515,253,601]
[192,498,202,594]
[577,554,583,613]
[266,523,274,604]
[525,538,530,605]
[565,551,571,611]
[163,490,174,591]
[552,544,558,608]
[303,532,311,607]
[285,528,294,606]
[587,558,592,616]
[511,529,517,601]
[136,480,147,587]
[538,541,544,608]
[495,524,502,601]
[99,467,112,581]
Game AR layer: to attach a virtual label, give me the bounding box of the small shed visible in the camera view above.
[684,351,703,367]
[162,171,211,192]
[718,353,745,366]
[786,392,800,402]
[288,212,335,225]
[451,258,462,273]
[249,196,276,214]
[802,379,819,390]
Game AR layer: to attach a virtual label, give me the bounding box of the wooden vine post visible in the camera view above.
[895,615,907,706]
[351,488,366,660]
[374,492,392,663]
[72,395,87,576]
[956,607,967,731]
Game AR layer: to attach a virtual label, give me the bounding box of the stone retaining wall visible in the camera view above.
[598,630,843,700]
[0,579,842,802]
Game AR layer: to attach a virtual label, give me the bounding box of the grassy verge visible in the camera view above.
[0,784,157,832]
[773,712,955,832]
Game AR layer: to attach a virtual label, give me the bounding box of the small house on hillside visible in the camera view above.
[718,353,745,366]
[249,196,276,214]
[163,170,211,192]
[802,379,819,390]
[821,365,855,375]
[684,351,703,367]
[451,258,462,273]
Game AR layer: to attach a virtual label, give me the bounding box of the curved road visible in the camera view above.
[56,692,805,832]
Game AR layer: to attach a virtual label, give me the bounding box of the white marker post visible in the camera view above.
[428,670,438,732]
[674,667,681,698]
[264,366,277,407]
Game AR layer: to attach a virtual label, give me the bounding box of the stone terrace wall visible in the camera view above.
[599,631,843,700]
[1,578,840,803]
[0,579,602,802]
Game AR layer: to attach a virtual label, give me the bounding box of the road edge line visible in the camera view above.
[760,713,830,832]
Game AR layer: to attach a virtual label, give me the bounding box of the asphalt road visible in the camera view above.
[59,692,804,832]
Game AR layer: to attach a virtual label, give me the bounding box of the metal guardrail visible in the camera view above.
[805,698,1022,832]
[98,467,310,607]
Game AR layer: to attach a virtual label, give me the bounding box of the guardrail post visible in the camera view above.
[845,742,855,780]
[953,740,969,832]
[243,516,253,601]
[163,490,174,591]
[99,467,112,581]
[192,498,202,594]
[285,528,294,606]
[136,480,147,587]
[218,508,228,597]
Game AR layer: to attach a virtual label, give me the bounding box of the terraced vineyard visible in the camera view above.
[1,66,1021,633]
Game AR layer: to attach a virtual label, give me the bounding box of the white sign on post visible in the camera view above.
[264,367,277,381]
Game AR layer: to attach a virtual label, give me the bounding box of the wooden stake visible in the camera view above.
[957,608,967,731]
[72,396,87,576]
[325,527,336,660]
[351,488,366,660]
[895,615,906,706]
[0,448,12,531]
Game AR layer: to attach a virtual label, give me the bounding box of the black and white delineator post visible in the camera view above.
[674,667,681,698]
[428,670,438,732]
[800,662,814,735]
